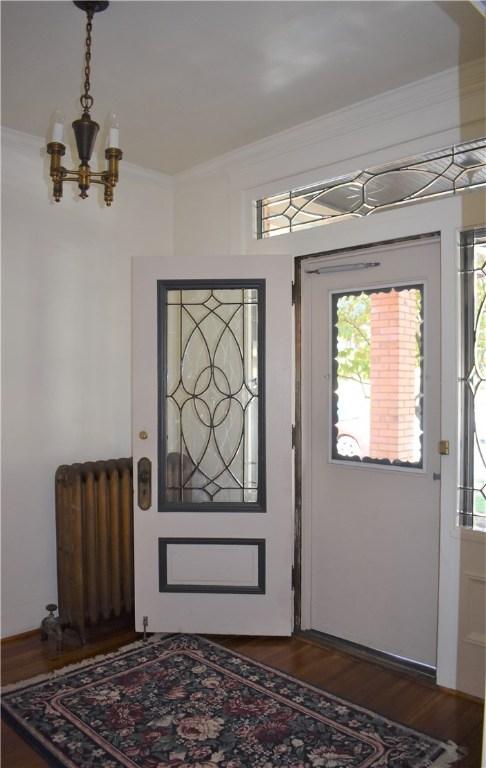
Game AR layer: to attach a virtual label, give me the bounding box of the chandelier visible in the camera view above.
[46,1,122,206]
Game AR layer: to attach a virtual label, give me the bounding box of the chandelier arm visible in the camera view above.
[63,171,86,181]
[50,172,117,206]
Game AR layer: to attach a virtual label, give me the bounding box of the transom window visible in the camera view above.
[257,138,486,238]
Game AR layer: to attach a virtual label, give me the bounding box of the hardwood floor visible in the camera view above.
[1,630,483,767]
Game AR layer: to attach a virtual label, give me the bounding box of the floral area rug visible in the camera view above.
[1,634,463,768]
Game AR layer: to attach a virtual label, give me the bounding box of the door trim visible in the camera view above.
[158,537,266,594]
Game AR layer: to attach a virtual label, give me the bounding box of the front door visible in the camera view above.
[132,253,293,636]
[302,236,441,668]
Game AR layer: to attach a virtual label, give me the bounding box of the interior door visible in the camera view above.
[132,253,293,635]
[304,236,441,668]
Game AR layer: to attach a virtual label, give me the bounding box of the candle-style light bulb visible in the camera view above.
[51,109,65,144]
[107,112,120,149]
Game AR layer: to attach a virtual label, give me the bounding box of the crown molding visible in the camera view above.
[1,127,174,190]
[122,160,173,189]
[469,1,486,17]
[176,59,485,182]
[2,126,41,152]
[3,56,484,187]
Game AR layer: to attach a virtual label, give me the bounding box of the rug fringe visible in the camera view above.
[430,740,467,767]
[1,634,165,694]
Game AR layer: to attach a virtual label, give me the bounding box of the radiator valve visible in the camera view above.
[40,604,63,654]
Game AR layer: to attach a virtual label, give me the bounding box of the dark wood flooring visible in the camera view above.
[1,630,483,767]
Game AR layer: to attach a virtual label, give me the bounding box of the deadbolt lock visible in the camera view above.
[438,440,450,456]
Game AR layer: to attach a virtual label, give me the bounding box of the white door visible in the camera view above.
[303,237,441,668]
[132,253,293,635]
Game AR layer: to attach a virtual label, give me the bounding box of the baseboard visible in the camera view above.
[0,628,40,645]
[435,683,484,704]
[1,615,135,647]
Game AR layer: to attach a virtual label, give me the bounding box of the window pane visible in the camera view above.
[257,137,486,238]
[459,230,486,531]
[332,285,424,468]
[160,282,264,509]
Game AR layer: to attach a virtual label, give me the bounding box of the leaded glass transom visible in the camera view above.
[459,229,486,531]
[257,138,486,238]
[158,281,265,511]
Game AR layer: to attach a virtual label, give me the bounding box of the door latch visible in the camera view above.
[137,457,152,510]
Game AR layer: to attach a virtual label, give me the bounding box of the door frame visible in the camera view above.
[293,232,442,648]
[247,190,469,689]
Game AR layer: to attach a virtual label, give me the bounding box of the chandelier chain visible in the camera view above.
[80,9,94,113]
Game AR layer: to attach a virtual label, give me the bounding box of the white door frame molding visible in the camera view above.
[294,195,465,690]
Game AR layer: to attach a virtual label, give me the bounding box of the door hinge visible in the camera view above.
[292,424,296,449]
[291,281,296,305]
[438,440,450,456]
[291,565,295,590]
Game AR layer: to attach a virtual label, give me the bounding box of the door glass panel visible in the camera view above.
[158,281,265,510]
[331,284,424,468]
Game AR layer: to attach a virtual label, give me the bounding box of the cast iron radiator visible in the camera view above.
[55,458,134,642]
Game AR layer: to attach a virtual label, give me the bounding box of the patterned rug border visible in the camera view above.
[2,704,77,768]
[1,635,170,768]
[1,633,465,768]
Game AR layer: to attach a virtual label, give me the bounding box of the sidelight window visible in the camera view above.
[459,229,486,531]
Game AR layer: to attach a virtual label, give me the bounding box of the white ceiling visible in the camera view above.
[2,1,485,175]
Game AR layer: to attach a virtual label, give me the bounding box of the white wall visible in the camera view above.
[173,60,485,692]
[1,129,173,637]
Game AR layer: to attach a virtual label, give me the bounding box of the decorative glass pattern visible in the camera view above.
[459,229,486,531]
[158,281,265,510]
[331,284,424,468]
[257,138,486,238]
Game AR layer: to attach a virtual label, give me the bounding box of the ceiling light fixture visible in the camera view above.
[46,1,122,206]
